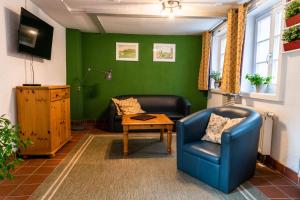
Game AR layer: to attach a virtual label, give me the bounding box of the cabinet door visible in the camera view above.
[50,100,62,150]
[64,98,71,140]
[17,89,51,154]
[60,98,71,143]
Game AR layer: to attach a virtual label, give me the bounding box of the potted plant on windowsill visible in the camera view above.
[209,71,222,89]
[285,0,300,27]
[283,26,300,51]
[245,74,272,93]
[0,115,31,180]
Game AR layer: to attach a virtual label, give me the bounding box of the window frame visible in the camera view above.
[217,34,226,73]
[240,0,284,101]
[209,23,227,90]
[252,5,282,83]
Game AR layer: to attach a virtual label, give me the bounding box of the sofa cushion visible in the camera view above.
[183,141,221,164]
[165,112,185,120]
[115,112,184,121]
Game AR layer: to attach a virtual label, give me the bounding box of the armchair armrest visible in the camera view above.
[219,113,262,193]
[176,108,214,169]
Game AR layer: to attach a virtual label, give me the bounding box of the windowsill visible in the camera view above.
[209,88,226,94]
[209,89,282,102]
[239,91,281,101]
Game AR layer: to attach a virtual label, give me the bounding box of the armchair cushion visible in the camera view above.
[183,141,221,164]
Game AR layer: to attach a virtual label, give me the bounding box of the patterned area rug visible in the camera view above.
[30,134,267,200]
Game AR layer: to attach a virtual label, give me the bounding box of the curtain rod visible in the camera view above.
[246,0,259,13]
[209,19,227,33]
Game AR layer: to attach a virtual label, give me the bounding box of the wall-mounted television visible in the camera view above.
[18,8,54,60]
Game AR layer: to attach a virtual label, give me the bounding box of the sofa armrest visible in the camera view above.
[176,108,214,169]
[108,101,117,132]
[178,97,191,116]
[219,113,262,193]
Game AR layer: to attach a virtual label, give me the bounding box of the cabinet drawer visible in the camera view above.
[50,89,70,101]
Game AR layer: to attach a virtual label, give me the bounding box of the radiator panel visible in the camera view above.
[233,104,274,156]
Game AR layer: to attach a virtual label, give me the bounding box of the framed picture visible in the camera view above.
[116,42,139,61]
[153,43,176,62]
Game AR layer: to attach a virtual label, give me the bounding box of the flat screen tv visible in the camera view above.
[18,8,54,60]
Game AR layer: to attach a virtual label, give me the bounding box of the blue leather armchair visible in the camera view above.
[176,106,262,193]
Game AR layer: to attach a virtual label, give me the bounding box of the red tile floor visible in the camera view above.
[0,130,299,200]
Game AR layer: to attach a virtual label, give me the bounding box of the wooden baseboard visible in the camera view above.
[258,153,299,185]
[71,119,109,130]
[71,119,97,127]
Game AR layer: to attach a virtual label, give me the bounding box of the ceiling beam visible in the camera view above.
[61,0,236,17]
[96,13,226,19]
[88,14,106,33]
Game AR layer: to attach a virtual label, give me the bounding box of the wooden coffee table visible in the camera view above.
[121,114,174,156]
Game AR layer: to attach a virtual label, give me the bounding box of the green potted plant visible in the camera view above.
[0,115,31,180]
[245,73,272,93]
[282,26,300,51]
[285,0,300,27]
[209,71,222,89]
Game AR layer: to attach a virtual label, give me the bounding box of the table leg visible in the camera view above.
[167,126,172,154]
[123,126,129,156]
[160,129,164,141]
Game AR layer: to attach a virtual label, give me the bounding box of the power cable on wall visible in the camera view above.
[23,0,28,84]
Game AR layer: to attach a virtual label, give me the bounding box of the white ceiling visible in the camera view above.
[31,0,244,35]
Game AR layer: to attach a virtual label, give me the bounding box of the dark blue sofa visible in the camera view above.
[108,95,191,132]
[176,106,262,193]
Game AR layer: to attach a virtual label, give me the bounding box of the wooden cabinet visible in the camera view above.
[16,86,71,157]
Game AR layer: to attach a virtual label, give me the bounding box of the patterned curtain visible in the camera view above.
[221,4,248,94]
[198,32,212,91]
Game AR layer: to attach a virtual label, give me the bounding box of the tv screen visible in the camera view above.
[18,8,54,60]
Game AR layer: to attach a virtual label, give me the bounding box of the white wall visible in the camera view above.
[0,0,66,123]
[208,51,300,174]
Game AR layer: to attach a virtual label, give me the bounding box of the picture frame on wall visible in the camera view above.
[153,43,176,62]
[116,42,139,61]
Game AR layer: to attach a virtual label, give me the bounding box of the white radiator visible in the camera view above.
[232,104,274,156]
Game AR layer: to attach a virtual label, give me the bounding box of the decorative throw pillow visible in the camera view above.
[202,113,229,144]
[202,113,245,144]
[113,98,145,115]
[222,117,245,133]
[112,98,123,115]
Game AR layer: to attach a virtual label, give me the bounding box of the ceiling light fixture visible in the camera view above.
[160,0,182,19]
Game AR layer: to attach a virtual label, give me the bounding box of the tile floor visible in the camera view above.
[0,133,84,200]
[0,130,299,200]
[251,164,300,200]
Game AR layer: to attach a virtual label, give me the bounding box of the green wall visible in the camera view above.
[67,29,207,120]
[66,29,84,120]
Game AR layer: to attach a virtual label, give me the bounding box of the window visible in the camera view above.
[241,0,283,98]
[219,36,227,73]
[210,23,227,89]
[254,9,282,84]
